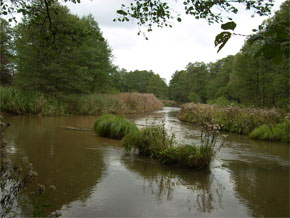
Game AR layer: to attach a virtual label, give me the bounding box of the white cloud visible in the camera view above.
[66,0,284,83]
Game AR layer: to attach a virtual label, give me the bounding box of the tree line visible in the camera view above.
[0,1,168,99]
[169,1,289,109]
[0,1,289,109]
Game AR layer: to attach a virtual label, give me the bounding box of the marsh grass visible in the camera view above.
[122,121,223,169]
[249,121,290,142]
[0,87,163,115]
[178,103,283,135]
[94,114,138,139]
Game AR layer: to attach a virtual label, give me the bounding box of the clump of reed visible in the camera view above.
[0,87,65,115]
[63,93,122,115]
[116,92,164,114]
[1,87,164,116]
[122,121,224,169]
[249,120,290,142]
[178,103,283,135]
[94,114,138,139]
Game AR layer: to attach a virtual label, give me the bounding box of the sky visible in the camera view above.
[65,0,284,83]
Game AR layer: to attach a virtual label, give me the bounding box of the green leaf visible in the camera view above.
[221,21,236,31]
[215,31,232,52]
[177,17,182,22]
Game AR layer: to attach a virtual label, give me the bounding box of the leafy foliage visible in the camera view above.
[94,114,138,139]
[0,18,14,85]
[13,2,112,95]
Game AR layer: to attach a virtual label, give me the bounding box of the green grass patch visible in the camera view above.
[249,121,290,142]
[94,114,138,139]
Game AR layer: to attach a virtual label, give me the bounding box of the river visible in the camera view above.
[4,107,289,217]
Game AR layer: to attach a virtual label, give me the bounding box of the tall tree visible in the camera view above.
[0,18,14,85]
[146,74,168,99]
[14,2,112,95]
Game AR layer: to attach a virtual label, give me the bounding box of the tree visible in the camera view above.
[248,0,290,62]
[0,18,14,85]
[206,55,234,100]
[146,74,168,99]
[122,70,154,93]
[13,2,112,95]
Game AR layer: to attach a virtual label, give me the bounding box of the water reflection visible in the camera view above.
[225,159,289,217]
[5,115,108,215]
[121,154,224,214]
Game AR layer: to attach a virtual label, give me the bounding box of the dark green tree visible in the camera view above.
[146,74,168,99]
[122,70,154,93]
[14,2,112,95]
[0,18,14,85]
[206,55,234,100]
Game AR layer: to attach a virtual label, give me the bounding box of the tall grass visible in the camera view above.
[0,87,164,115]
[0,87,65,115]
[116,92,163,113]
[94,114,138,139]
[122,122,224,169]
[178,103,284,135]
[249,120,290,142]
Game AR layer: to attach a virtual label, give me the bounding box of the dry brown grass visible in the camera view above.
[115,92,164,114]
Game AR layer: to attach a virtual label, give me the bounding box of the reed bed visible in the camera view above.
[0,87,163,115]
[178,103,284,136]
[116,92,164,114]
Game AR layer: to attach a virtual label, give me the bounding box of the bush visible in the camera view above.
[249,121,290,142]
[122,124,172,158]
[187,91,200,103]
[94,114,138,139]
[207,96,237,107]
[122,122,223,169]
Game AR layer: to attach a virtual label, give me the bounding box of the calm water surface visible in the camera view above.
[4,107,289,217]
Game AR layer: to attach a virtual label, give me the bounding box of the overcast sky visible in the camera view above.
[65,0,283,83]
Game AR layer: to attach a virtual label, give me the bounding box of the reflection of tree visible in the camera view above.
[5,116,107,215]
[122,154,223,213]
[226,160,289,217]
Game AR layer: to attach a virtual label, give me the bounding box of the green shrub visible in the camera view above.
[187,91,200,103]
[122,125,172,158]
[94,114,138,139]
[249,121,290,142]
[207,96,236,107]
[122,122,222,169]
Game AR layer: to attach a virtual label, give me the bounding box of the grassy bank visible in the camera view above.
[122,122,223,169]
[0,87,163,115]
[178,103,288,142]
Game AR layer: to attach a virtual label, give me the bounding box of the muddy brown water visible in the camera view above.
[4,107,289,217]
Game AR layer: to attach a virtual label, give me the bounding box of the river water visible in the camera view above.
[4,107,289,217]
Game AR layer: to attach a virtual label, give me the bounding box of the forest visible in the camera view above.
[1,1,289,111]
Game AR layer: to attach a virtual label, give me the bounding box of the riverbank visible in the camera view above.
[178,103,289,142]
[0,87,163,116]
